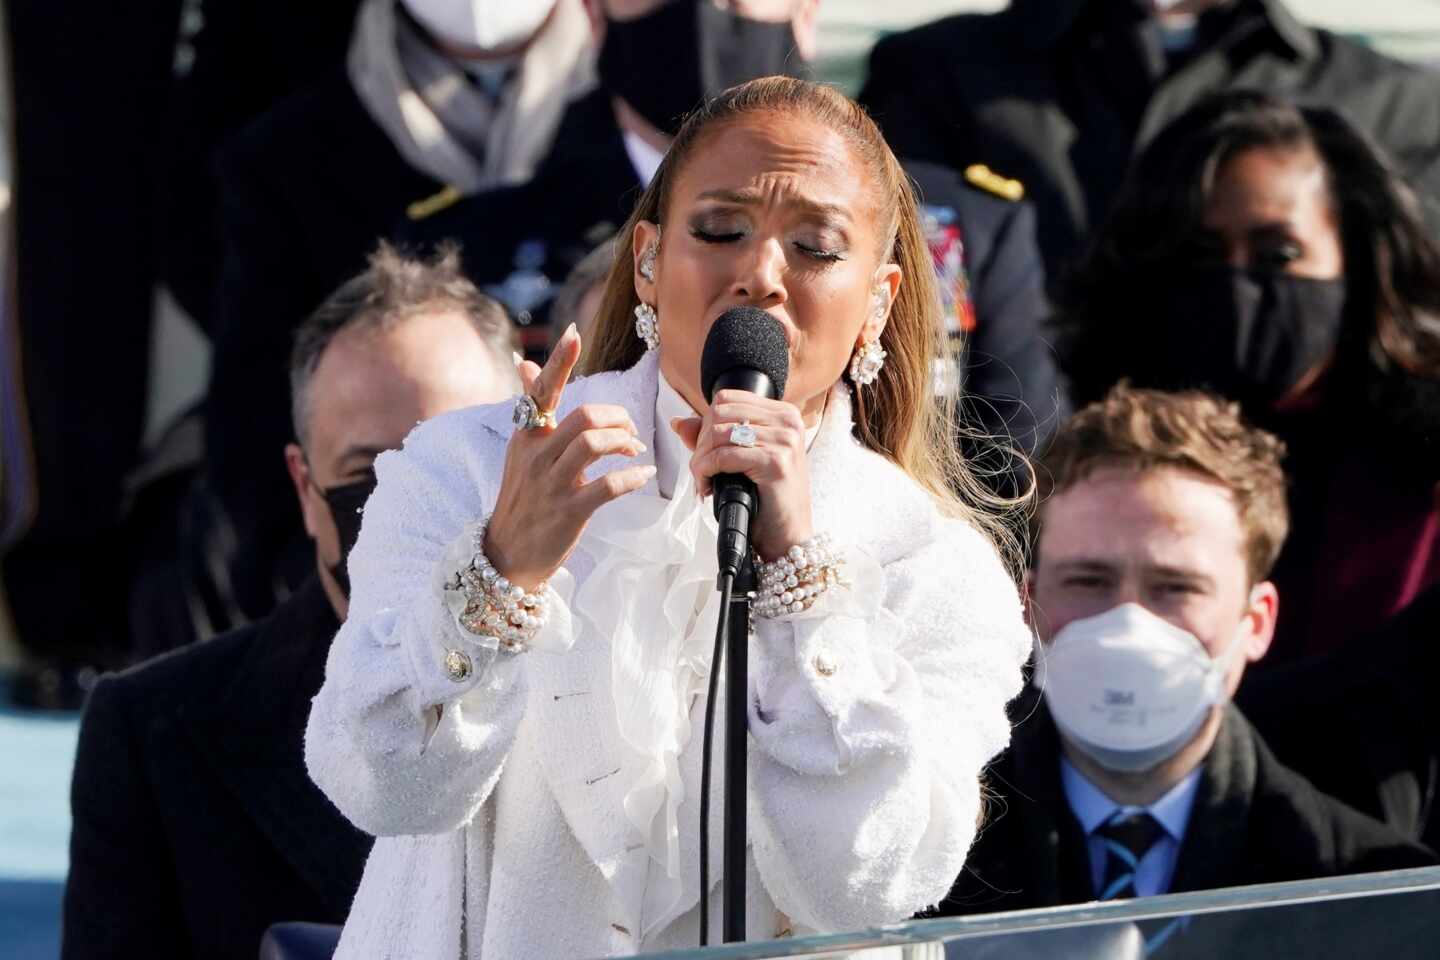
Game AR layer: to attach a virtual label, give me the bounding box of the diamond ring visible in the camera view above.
[729,420,758,448]
[512,393,557,431]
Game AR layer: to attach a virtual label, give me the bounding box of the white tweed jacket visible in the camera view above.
[305,350,1032,958]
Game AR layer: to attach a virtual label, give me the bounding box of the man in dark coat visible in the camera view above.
[198,0,591,637]
[858,0,1440,277]
[62,247,521,960]
[1239,581,1440,853]
[934,384,1435,953]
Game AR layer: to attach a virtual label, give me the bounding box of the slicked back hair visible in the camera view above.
[289,241,518,446]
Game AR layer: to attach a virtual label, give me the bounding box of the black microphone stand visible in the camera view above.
[701,472,759,946]
[722,550,754,942]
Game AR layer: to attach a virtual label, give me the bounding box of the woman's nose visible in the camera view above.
[728,237,788,306]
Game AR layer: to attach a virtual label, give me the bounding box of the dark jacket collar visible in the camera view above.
[1168,705,1258,893]
[1010,698,1259,899]
[1004,695,1112,904]
[1013,0,1318,61]
[184,578,370,916]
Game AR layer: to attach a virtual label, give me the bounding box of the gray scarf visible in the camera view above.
[347,0,594,193]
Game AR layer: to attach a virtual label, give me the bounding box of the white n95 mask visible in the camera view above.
[401,0,554,51]
[1037,603,1246,773]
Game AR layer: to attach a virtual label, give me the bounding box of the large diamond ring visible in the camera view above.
[729,420,758,448]
[512,393,557,431]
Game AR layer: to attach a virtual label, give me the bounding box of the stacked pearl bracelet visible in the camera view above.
[445,518,550,651]
[754,533,847,619]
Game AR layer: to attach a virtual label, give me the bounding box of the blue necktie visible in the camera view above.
[1096,811,1163,900]
[1097,812,1189,955]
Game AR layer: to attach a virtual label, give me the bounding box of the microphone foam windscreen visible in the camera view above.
[700,307,790,401]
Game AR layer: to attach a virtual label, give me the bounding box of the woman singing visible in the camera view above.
[306,77,1032,957]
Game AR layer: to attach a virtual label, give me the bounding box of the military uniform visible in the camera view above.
[859,0,1440,276]
[395,88,639,351]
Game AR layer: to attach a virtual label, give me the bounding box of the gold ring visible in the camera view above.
[512,394,557,431]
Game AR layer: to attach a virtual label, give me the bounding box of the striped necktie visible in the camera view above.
[1096,811,1164,900]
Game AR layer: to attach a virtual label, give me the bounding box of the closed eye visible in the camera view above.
[691,227,744,244]
[795,242,846,263]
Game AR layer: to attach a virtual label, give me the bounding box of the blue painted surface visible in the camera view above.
[0,682,79,960]
[0,880,64,960]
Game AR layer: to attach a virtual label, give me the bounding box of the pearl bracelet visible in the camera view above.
[446,518,550,651]
[754,533,847,619]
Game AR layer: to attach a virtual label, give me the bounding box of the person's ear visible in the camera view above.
[1241,581,1279,664]
[285,443,324,541]
[633,219,661,303]
[858,264,902,346]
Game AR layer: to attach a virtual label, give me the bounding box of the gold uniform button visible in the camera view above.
[443,648,473,682]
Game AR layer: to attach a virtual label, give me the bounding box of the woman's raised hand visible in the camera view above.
[672,389,815,562]
[483,325,656,590]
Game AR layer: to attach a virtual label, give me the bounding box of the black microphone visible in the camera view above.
[699,307,790,581]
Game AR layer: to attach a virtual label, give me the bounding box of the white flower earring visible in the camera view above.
[849,285,889,386]
[635,233,661,350]
[634,301,660,351]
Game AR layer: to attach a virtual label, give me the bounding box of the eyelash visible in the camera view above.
[690,227,847,263]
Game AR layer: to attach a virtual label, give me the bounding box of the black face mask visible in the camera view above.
[319,476,377,598]
[597,1,809,136]
[1142,266,1348,407]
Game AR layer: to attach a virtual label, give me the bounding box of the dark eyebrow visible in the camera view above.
[1147,566,1216,589]
[1050,560,1117,576]
[694,188,851,225]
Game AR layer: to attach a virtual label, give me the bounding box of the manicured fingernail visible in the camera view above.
[639,465,657,479]
[562,322,578,345]
[511,351,523,368]
[632,441,647,453]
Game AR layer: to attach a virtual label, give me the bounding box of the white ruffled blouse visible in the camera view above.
[305,350,1034,958]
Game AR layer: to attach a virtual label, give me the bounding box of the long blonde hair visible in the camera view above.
[583,77,1030,575]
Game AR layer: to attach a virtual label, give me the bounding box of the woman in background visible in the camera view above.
[1058,90,1440,662]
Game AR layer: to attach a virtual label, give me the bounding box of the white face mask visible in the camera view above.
[1037,603,1249,773]
[400,0,554,52]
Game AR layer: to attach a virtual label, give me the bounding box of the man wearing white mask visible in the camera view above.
[199,1,594,643]
[929,384,1433,949]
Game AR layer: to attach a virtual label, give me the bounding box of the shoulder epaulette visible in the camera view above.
[406,185,463,221]
[964,164,1024,202]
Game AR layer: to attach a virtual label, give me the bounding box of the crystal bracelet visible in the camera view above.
[444,517,550,651]
[754,533,847,619]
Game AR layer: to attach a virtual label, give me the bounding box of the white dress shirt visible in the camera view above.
[622,128,666,187]
[1060,756,1202,897]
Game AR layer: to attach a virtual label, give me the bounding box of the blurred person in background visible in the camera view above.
[197,0,592,646]
[933,385,1433,952]
[859,0,1440,280]
[548,237,618,347]
[63,245,519,960]
[3,0,373,707]
[1240,579,1440,852]
[1057,91,1440,663]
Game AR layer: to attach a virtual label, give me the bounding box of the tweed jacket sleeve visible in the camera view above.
[304,408,558,838]
[743,462,1033,932]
